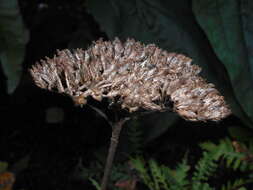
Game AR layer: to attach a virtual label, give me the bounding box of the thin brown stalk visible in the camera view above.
[101,117,129,190]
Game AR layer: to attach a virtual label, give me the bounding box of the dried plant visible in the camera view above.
[30,38,230,121]
[30,38,231,190]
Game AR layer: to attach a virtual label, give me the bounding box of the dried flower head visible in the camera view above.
[30,38,231,121]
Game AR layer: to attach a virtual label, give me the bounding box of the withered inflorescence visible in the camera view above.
[30,38,231,121]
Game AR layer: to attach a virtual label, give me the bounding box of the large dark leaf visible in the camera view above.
[87,0,252,138]
[0,0,29,94]
[192,0,253,126]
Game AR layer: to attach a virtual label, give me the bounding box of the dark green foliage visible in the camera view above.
[131,157,155,189]
[127,118,144,155]
[131,156,192,190]
[200,139,250,171]
[193,0,253,126]
[73,158,130,190]
[0,0,28,94]
[221,179,248,190]
[192,151,218,182]
[87,0,253,127]
[130,138,253,190]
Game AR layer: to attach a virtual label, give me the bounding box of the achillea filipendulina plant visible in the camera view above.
[30,38,231,190]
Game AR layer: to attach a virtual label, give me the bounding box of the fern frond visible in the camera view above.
[192,151,218,182]
[128,118,143,155]
[131,139,253,190]
[200,138,246,171]
[221,178,248,190]
[163,158,190,190]
[148,159,168,190]
[173,158,190,187]
[200,138,235,160]
[192,182,214,190]
[89,178,101,190]
[131,157,155,190]
[131,157,190,190]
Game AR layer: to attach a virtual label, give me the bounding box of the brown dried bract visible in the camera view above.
[30,38,231,121]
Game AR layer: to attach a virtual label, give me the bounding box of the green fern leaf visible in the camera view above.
[192,182,214,190]
[131,157,155,190]
[221,178,247,190]
[89,178,101,190]
[172,158,190,187]
[193,151,218,182]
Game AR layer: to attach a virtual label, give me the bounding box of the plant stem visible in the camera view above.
[101,117,129,190]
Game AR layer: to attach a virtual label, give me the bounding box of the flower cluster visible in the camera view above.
[30,38,231,121]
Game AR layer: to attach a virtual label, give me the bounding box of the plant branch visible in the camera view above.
[101,117,130,190]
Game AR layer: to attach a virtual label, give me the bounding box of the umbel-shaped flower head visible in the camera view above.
[30,38,231,121]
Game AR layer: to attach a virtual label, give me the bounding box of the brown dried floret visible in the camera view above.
[30,38,231,121]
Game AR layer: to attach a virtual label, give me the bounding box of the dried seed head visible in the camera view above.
[30,38,231,121]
